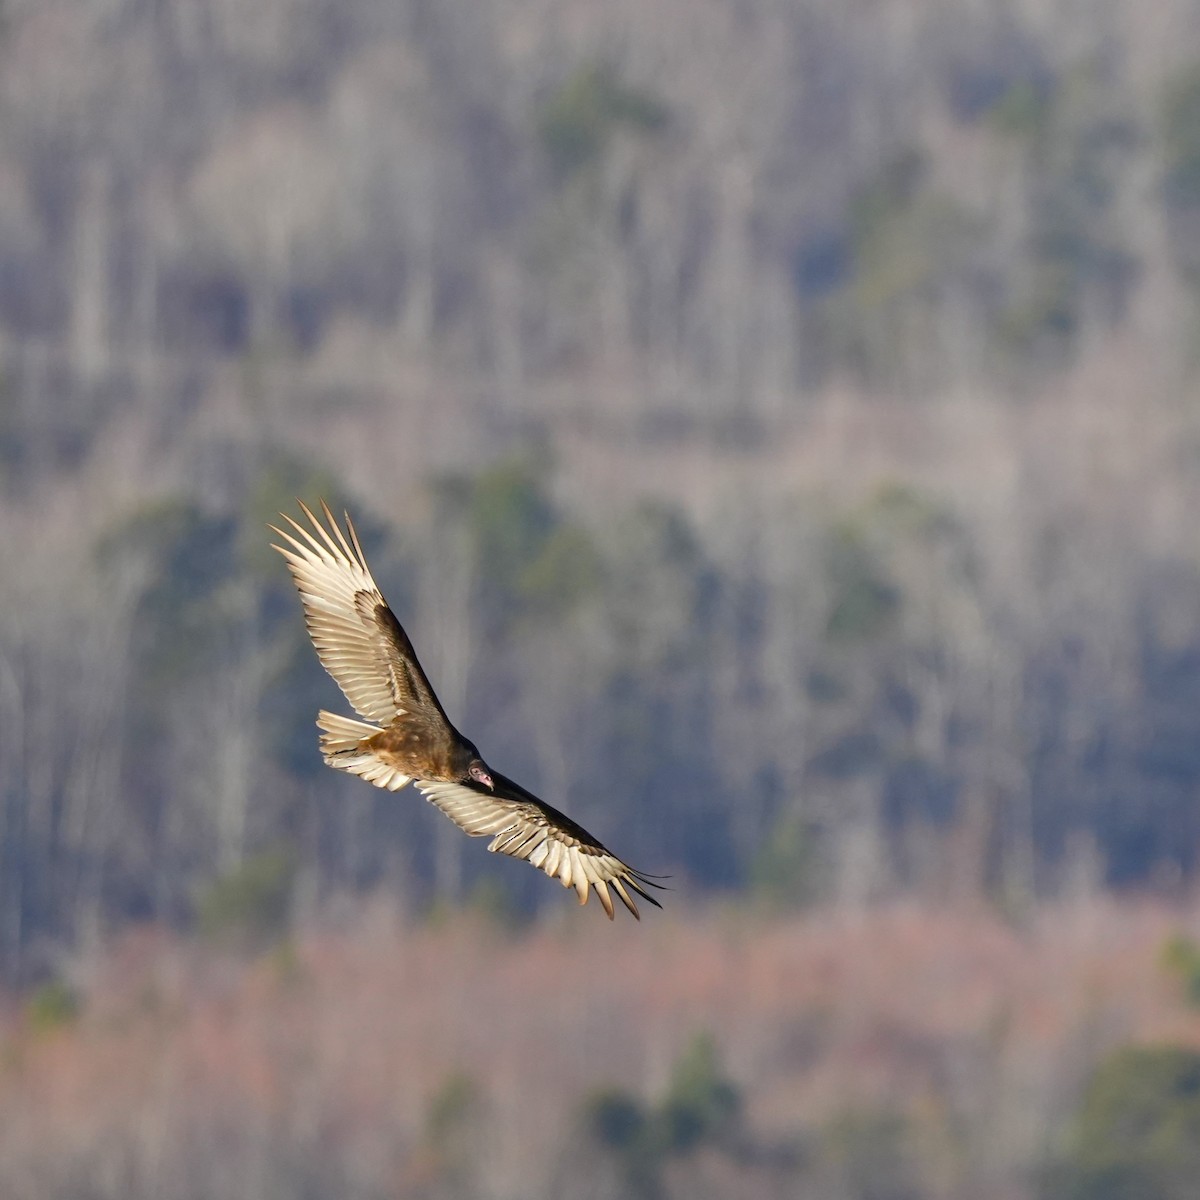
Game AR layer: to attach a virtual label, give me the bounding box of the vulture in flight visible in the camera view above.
[271,500,662,919]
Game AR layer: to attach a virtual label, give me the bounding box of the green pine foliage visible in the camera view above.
[1044,1045,1200,1200]
[539,63,669,178]
[578,1032,742,1196]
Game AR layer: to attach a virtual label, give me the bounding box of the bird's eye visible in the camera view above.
[470,762,494,790]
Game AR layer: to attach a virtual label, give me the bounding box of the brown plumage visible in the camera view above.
[270,500,663,920]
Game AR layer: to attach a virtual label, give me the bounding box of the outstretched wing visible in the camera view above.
[270,500,450,728]
[415,772,664,920]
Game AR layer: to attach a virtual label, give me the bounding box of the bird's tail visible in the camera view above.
[316,711,412,792]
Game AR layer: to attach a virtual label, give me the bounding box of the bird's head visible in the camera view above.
[468,759,494,790]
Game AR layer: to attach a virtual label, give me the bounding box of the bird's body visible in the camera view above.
[370,720,463,781]
[270,500,662,920]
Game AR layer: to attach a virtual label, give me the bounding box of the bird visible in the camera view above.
[270,499,663,920]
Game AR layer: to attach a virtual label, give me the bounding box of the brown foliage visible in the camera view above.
[2,898,1199,1199]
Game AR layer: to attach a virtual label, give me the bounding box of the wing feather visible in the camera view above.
[271,501,450,730]
[594,879,615,919]
[270,501,401,724]
[415,774,664,920]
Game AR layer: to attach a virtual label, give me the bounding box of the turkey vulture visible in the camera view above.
[270,500,662,919]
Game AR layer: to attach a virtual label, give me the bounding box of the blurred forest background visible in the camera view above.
[5,0,1200,1196]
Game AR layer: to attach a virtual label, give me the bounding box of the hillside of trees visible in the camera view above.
[6,1,1200,1196]
[3,899,1200,1200]
[4,0,1200,979]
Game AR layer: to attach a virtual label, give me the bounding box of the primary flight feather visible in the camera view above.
[270,500,662,920]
